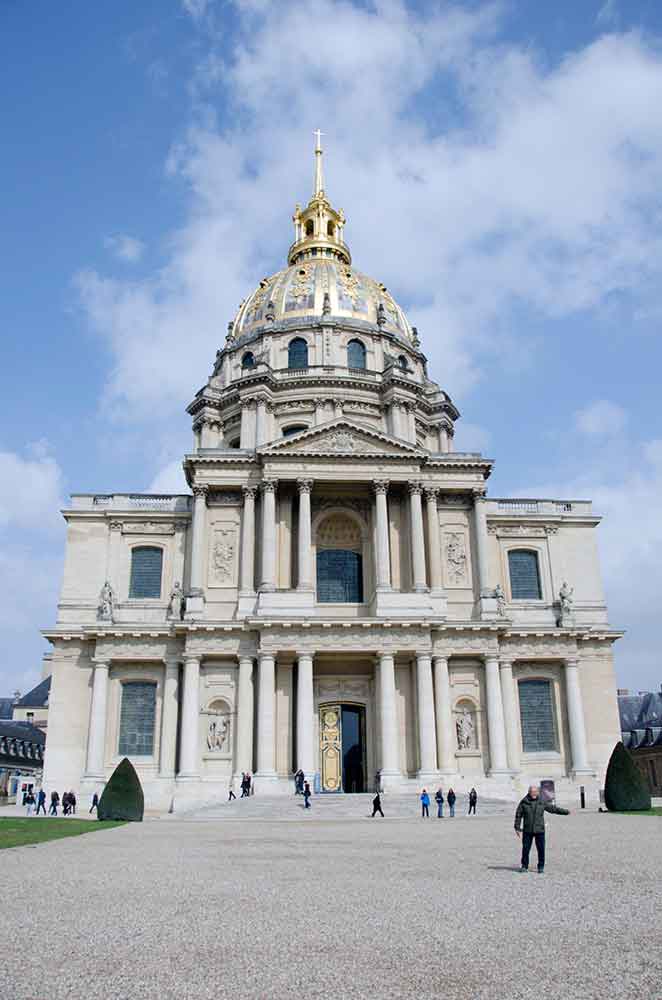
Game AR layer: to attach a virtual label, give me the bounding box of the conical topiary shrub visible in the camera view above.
[604,741,651,812]
[97,757,144,821]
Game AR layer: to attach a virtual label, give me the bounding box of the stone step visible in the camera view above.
[180,792,511,821]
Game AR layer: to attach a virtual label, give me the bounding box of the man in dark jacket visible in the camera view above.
[515,785,569,873]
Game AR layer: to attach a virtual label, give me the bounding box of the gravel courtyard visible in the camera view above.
[3,809,661,1000]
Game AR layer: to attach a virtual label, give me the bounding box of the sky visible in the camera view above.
[1,0,661,696]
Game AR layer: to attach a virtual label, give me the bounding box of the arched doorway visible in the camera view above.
[319,703,366,793]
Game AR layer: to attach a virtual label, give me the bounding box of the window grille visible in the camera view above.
[118,682,157,756]
[508,549,542,600]
[288,338,308,369]
[518,679,556,752]
[129,546,163,599]
[317,550,363,603]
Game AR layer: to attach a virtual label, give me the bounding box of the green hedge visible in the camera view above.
[604,741,651,812]
[98,757,144,822]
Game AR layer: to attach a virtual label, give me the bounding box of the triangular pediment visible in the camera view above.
[259,419,423,458]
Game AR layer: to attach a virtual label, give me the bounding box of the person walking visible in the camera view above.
[468,787,478,815]
[49,790,59,816]
[447,788,456,817]
[228,780,236,802]
[435,787,444,818]
[69,791,77,815]
[294,769,305,795]
[89,792,99,814]
[303,780,312,809]
[371,792,384,817]
[515,784,569,873]
[36,788,47,815]
[25,791,36,816]
[420,788,430,818]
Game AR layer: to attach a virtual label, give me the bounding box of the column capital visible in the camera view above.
[184,655,200,667]
[192,485,208,500]
[472,487,487,502]
[164,656,180,669]
[423,486,439,502]
[258,650,276,663]
[260,479,278,494]
[297,651,314,663]
[242,485,258,501]
[242,396,257,411]
[373,479,390,495]
[432,653,448,665]
[109,520,123,532]
[408,481,424,496]
[91,659,109,669]
[499,657,514,669]
[565,656,580,669]
[296,478,314,494]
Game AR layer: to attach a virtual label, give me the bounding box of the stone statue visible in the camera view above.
[207,717,230,752]
[558,580,574,626]
[456,708,475,750]
[97,580,114,622]
[494,583,506,617]
[167,581,185,621]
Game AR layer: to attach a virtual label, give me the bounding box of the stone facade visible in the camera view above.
[42,143,622,810]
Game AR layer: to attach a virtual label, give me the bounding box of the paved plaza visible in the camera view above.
[2,805,661,1000]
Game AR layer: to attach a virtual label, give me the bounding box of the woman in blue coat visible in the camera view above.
[420,789,430,818]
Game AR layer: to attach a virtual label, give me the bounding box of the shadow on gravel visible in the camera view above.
[486,865,522,872]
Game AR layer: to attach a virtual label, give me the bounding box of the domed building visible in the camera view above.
[42,138,622,810]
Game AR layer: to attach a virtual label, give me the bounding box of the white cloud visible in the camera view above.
[597,0,619,27]
[76,6,662,428]
[104,234,145,263]
[148,460,189,494]
[0,448,64,532]
[575,399,628,436]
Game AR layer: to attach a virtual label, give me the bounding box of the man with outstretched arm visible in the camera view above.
[514,784,569,873]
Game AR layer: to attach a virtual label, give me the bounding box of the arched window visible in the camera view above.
[129,546,163,599]
[397,354,408,370]
[282,424,308,437]
[327,221,335,237]
[316,514,364,603]
[518,679,556,752]
[347,339,366,370]
[508,549,542,600]
[305,219,314,237]
[241,351,256,369]
[288,337,308,369]
[118,681,157,756]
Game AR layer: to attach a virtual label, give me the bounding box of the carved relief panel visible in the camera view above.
[208,522,239,589]
[442,527,472,589]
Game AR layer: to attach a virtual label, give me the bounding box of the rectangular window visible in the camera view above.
[129,547,163,599]
[508,550,542,600]
[519,679,556,753]
[118,682,156,756]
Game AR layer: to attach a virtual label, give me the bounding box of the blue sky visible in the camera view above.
[1,0,661,695]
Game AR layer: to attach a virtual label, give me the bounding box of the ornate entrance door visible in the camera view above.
[320,704,342,792]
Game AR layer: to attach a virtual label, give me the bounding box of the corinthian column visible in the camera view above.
[499,659,521,773]
[484,655,509,775]
[297,479,314,591]
[408,482,427,592]
[378,653,400,785]
[234,656,254,777]
[256,653,277,778]
[260,480,278,592]
[373,481,392,591]
[416,653,438,781]
[433,655,456,774]
[85,661,109,779]
[296,653,315,777]
[565,658,593,776]
[424,488,443,594]
[472,492,490,597]
[159,658,179,778]
[188,486,208,598]
[239,487,257,595]
[178,657,200,779]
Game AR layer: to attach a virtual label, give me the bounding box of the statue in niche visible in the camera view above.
[456,707,475,750]
[494,583,507,617]
[97,580,114,622]
[445,532,468,585]
[167,581,185,621]
[557,580,574,626]
[207,716,230,752]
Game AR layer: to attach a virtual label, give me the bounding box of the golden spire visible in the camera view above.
[288,132,351,266]
[313,128,324,196]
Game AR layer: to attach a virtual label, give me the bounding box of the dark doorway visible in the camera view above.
[341,705,366,793]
